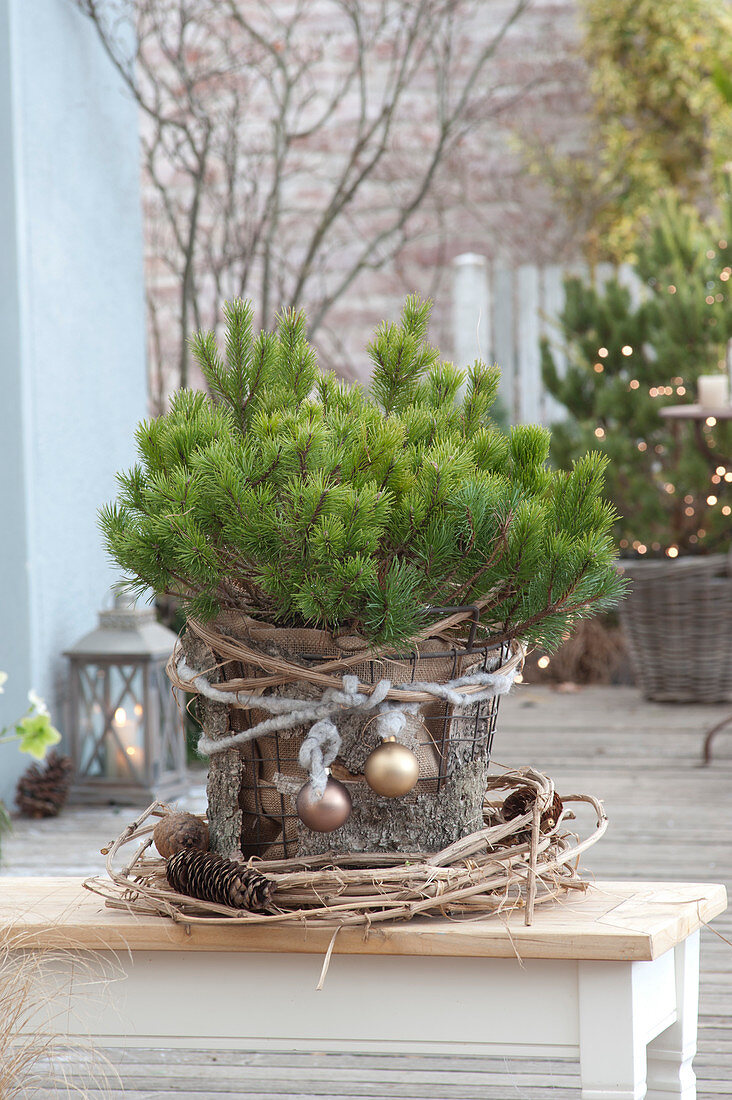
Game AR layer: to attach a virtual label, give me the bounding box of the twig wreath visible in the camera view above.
[85,768,608,930]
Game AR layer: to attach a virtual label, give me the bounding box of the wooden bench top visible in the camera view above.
[0,878,725,962]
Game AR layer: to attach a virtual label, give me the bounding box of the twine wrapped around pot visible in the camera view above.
[84,768,608,930]
[168,610,524,859]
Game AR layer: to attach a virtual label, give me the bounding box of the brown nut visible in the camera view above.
[153,812,210,858]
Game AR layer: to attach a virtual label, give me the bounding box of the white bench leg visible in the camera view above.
[578,961,647,1099]
[645,932,699,1100]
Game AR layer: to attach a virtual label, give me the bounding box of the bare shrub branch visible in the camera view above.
[74,0,535,394]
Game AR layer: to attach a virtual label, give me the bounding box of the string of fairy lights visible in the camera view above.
[531,244,731,673]
[587,329,730,559]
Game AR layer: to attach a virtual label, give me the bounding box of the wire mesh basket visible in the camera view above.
[197,607,513,859]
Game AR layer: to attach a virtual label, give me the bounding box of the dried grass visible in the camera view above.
[85,768,607,930]
[0,930,122,1098]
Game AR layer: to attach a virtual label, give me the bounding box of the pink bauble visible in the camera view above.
[296,777,352,833]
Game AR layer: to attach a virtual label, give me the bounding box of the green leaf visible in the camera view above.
[713,62,732,106]
[17,713,62,759]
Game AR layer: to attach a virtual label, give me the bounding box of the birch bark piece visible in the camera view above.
[181,628,243,859]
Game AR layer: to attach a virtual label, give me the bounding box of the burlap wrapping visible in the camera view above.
[206,612,492,859]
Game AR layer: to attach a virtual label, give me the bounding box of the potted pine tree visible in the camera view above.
[542,194,732,702]
[101,296,625,859]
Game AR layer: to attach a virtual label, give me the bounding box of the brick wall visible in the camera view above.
[139,0,587,397]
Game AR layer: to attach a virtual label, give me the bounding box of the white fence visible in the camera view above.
[451,254,638,425]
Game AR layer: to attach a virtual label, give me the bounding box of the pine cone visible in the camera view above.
[153,812,209,858]
[15,752,73,818]
[502,786,563,833]
[166,849,274,912]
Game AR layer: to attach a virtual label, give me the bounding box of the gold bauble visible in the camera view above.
[364,738,419,797]
[295,776,352,833]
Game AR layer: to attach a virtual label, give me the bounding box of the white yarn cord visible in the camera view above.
[176,656,517,801]
[298,719,341,800]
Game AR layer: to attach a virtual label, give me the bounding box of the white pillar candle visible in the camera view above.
[698,375,730,408]
[111,706,144,776]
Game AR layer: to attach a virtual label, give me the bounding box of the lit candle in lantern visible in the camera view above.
[65,591,185,802]
[111,705,144,775]
[697,375,730,409]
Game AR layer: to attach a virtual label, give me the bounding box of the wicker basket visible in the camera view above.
[619,553,732,702]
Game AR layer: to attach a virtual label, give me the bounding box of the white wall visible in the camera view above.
[0,0,147,805]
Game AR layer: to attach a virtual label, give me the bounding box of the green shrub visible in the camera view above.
[101,297,625,651]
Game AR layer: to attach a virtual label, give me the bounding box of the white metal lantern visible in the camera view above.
[65,594,187,803]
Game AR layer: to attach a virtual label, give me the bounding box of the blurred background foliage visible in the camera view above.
[525,0,732,264]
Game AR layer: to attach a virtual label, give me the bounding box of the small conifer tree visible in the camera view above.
[543,194,732,557]
[101,297,625,651]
